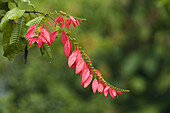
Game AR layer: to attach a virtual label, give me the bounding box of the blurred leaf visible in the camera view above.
[21,0,35,9]
[156,73,170,93]
[143,57,158,77]
[0,1,9,11]
[121,52,142,78]
[8,2,16,9]
[56,24,62,34]
[0,10,6,16]
[0,0,7,3]
[130,76,147,94]
[0,7,25,32]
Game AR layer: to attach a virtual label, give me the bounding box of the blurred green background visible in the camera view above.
[0,0,170,113]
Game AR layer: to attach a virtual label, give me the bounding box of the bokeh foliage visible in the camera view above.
[0,0,170,113]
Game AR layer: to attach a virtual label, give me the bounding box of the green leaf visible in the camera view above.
[2,21,14,51]
[56,24,62,34]
[3,18,27,60]
[0,7,25,32]
[43,43,52,60]
[21,0,35,9]
[40,47,45,56]
[0,0,7,4]
[10,17,24,44]
[21,0,30,2]
[0,10,6,16]
[3,38,27,60]
[26,16,43,27]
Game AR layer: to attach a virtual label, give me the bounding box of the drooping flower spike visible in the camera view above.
[60,29,130,99]
[25,11,129,99]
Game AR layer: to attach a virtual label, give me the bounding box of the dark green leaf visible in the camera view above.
[3,38,27,60]
[0,7,25,32]
[0,0,7,4]
[43,43,52,60]
[2,21,14,51]
[0,10,6,16]
[40,47,45,56]
[0,2,9,11]
[3,18,27,60]
[10,17,24,44]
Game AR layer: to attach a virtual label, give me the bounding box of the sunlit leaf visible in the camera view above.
[26,16,43,27]
[0,7,25,32]
[21,0,35,9]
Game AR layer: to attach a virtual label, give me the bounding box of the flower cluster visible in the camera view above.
[25,14,81,48]
[25,24,57,48]
[53,15,80,29]
[25,12,129,99]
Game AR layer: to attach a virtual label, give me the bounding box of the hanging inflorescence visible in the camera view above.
[24,10,130,99]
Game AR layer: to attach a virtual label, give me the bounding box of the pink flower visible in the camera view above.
[68,49,78,68]
[76,58,85,74]
[81,68,90,83]
[65,19,71,30]
[25,24,51,48]
[64,40,72,58]
[117,91,121,95]
[109,88,117,99]
[48,30,57,45]
[53,16,65,27]
[84,74,93,88]
[92,78,99,94]
[61,31,69,45]
[69,16,80,27]
[104,86,110,97]
[98,83,104,94]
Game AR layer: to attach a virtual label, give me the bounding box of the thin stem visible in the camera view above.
[25,11,57,24]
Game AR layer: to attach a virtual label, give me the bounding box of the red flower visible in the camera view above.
[25,24,51,48]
